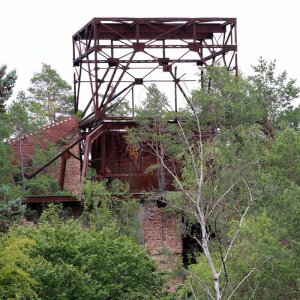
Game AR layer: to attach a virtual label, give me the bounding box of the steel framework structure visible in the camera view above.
[72,18,237,183]
[73,18,237,124]
[30,18,238,190]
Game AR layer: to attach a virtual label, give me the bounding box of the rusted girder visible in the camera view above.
[26,18,238,195]
[73,17,237,122]
[71,17,238,184]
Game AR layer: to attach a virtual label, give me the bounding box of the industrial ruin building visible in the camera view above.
[11,18,237,280]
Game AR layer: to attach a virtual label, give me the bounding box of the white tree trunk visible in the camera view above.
[19,136,26,189]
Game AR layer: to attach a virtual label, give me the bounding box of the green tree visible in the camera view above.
[0,189,26,232]
[255,128,300,298]
[0,234,38,299]
[265,128,300,183]
[248,57,300,144]
[277,105,300,130]
[173,63,299,299]
[81,179,140,239]
[128,84,172,193]
[7,91,37,185]
[0,97,26,233]
[109,98,132,117]
[0,143,15,185]
[25,174,60,196]
[0,107,11,140]
[184,213,299,299]
[0,65,18,186]
[129,61,299,299]
[0,65,17,112]
[14,205,164,300]
[130,75,265,299]
[28,63,73,125]
[0,113,15,186]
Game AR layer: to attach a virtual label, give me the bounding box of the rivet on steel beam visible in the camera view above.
[158,58,170,65]
[93,45,102,52]
[163,65,172,72]
[107,58,119,67]
[135,78,143,85]
[188,43,201,52]
[133,43,145,52]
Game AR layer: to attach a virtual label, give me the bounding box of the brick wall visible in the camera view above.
[140,199,183,291]
[9,116,78,164]
[9,116,81,194]
[62,134,81,194]
[141,200,182,255]
[42,131,81,194]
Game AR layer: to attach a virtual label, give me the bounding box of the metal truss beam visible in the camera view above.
[72,17,238,183]
[73,17,237,122]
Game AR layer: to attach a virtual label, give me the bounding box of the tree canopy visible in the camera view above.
[28,63,73,124]
[0,205,164,300]
[0,58,299,299]
[128,59,300,299]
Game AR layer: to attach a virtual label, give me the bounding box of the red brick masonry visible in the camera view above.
[9,117,81,194]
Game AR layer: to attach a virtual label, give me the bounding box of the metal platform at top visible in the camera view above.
[73,17,238,127]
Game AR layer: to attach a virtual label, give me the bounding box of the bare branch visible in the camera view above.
[183,268,215,300]
[219,175,254,276]
[207,179,239,218]
[147,142,197,204]
[189,231,203,248]
[248,285,258,300]
[177,119,200,185]
[227,256,274,300]
[152,193,197,216]
[187,279,199,300]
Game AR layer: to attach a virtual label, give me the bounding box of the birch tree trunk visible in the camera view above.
[18,136,26,189]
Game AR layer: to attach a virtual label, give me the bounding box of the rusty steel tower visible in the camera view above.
[30,18,237,193]
[72,18,237,187]
[73,18,237,120]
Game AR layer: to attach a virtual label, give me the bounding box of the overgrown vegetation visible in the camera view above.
[0,58,299,299]
[127,58,300,299]
[81,179,140,239]
[0,204,165,299]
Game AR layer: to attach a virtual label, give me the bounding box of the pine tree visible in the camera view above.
[28,63,73,124]
[0,65,17,112]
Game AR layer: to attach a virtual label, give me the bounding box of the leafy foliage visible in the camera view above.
[7,91,36,137]
[0,143,16,184]
[31,141,59,170]
[81,179,140,239]
[248,57,300,142]
[7,92,38,183]
[128,61,300,298]
[10,206,164,300]
[0,234,38,299]
[0,198,26,233]
[0,58,299,299]
[0,182,27,233]
[28,63,73,124]
[176,62,300,298]
[109,98,132,117]
[25,174,60,195]
[249,58,299,122]
[265,128,300,183]
[184,213,299,299]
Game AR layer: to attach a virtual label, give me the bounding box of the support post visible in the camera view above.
[59,151,71,190]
